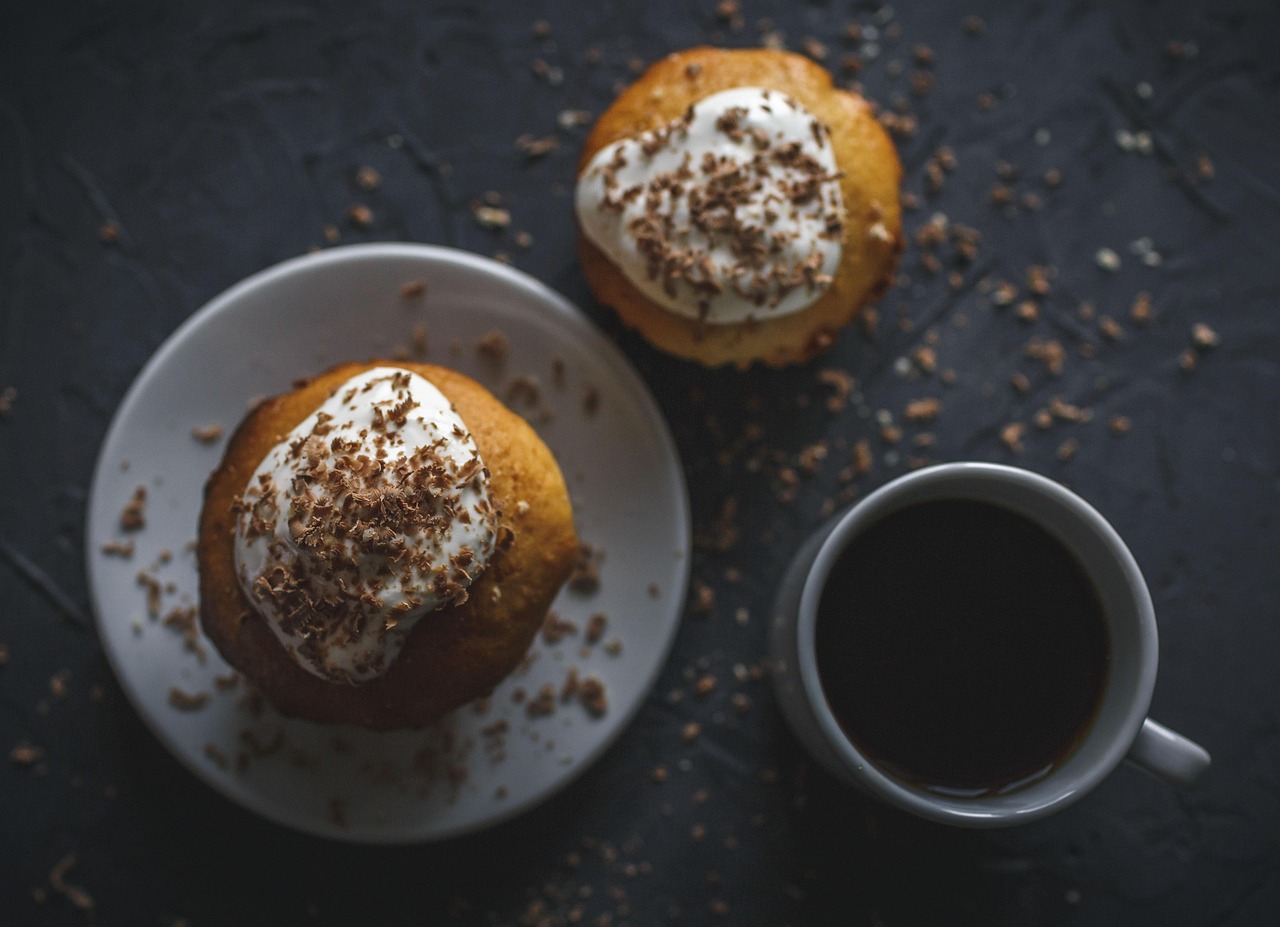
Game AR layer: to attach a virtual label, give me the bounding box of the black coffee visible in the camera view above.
[815,497,1110,796]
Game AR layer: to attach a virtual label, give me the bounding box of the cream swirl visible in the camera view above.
[234,367,498,684]
[575,86,845,326]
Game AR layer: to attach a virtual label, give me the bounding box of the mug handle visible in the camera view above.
[1126,718,1211,787]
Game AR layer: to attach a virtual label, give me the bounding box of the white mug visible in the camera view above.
[768,462,1210,827]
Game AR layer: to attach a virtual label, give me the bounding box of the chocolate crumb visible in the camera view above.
[100,539,135,557]
[1000,422,1026,453]
[136,570,162,617]
[692,582,715,614]
[191,423,223,443]
[569,544,602,593]
[541,611,578,644]
[346,203,374,228]
[1130,291,1153,324]
[904,397,941,422]
[577,675,608,717]
[167,687,210,711]
[515,134,559,159]
[585,612,608,645]
[817,368,855,412]
[1191,323,1220,349]
[476,330,510,363]
[472,203,512,230]
[49,853,95,912]
[10,741,44,766]
[526,684,558,718]
[120,485,147,531]
[400,280,427,299]
[1098,316,1124,341]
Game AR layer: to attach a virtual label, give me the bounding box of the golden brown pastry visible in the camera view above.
[198,360,577,729]
[575,46,902,368]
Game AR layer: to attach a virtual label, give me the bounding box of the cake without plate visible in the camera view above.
[575,46,903,368]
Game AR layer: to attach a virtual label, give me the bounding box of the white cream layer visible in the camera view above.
[234,367,496,684]
[575,87,845,325]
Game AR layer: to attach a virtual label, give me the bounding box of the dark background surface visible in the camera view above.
[2,0,1278,924]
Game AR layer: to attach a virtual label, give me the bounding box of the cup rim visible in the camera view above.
[795,461,1159,826]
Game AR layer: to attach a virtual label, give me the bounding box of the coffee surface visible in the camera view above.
[815,497,1110,795]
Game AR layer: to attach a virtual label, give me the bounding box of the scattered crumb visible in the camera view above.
[1098,316,1124,341]
[472,203,511,230]
[904,397,941,422]
[10,741,44,766]
[400,280,427,299]
[120,486,147,531]
[569,544,602,594]
[355,165,382,191]
[136,570,162,617]
[100,539,135,557]
[476,330,509,363]
[526,684,558,718]
[191,423,223,443]
[1191,323,1220,349]
[49,853,95,912]
[577,675,608,717]
[1095,248,1121,272]
[515,134,558,158]
[167,687,210,711]
[541,611,578,644]
[817,368,855,412]
[692,582,715,614]
[1000,422,1026,453]
[162,606,206,660]
[505,374,540,407]
[346,203,374,228]
[584,612,608,645]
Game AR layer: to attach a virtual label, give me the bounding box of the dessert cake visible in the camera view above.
[198,361,578,729]
[575,46,902,368]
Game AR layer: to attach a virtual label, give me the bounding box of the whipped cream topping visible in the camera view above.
[576,86,845,326]
[234,367,500,684]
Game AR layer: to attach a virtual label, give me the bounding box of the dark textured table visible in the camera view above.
[2,1,1278,924]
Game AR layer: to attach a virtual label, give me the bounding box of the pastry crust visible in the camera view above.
[198,360,578,729]
[577,46,903,368]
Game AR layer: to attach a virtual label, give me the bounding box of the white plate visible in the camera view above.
[85,243,690,843]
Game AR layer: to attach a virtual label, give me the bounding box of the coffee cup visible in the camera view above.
[768,462,1210,827]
